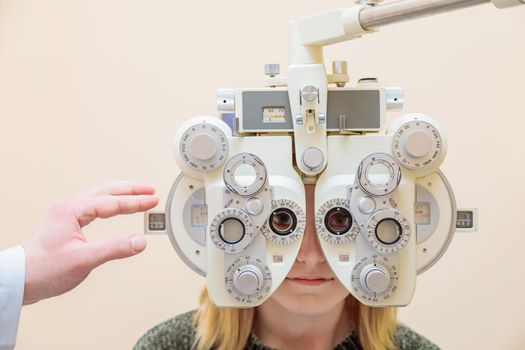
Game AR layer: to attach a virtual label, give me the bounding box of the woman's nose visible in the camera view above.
[296,222,326,267]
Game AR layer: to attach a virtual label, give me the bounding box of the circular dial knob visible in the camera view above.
[351,255,398,303]
[301,85,318,102]
[359,264,390,293]
[392,116,445,171]
[190,133,217,161]
[365,209,411,254]
[225,256,272,304]
[262,199,306,245]
[233,264,264,295]
[178,122,228,175]
[301,147,325,171]
[209,208,255,253]
[316,198,360,245]
[357,153,401,197]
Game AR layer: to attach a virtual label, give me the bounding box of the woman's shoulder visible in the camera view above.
[133,310,198,350]
[395,323,440,350]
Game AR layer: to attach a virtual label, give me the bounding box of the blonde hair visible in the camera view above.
[193,286,397,350]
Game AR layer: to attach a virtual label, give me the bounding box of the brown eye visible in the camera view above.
[269,208,297,236]
[325,207,352,235]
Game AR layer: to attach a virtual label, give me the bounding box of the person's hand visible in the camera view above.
[21,181,159,305]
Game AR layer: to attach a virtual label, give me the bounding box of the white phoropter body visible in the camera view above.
[145,0,521,307]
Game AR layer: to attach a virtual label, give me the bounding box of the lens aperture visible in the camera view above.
[219,218,245,244]
[269,208,297,236]
[325,207,352,235]
[375,218,402,245]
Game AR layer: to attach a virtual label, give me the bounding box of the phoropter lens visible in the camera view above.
[325,207,352,235]
[269,208,297,236]
[375,218,402,245]
[218,218,245,244]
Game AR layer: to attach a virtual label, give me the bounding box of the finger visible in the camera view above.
[73,195,159,227]
[75,181,156,198]
[81,234,147,268]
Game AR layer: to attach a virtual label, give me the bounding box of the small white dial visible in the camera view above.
[316,198,360,245]
[357,153,401,197]
[365,209,411,254]
[179,122,228,173]
[392,117,444,170]
[351,255,398,303]
[209,208,256,253]
[223,153,267,196]
[225,256,272,304]
[262,199,305,245]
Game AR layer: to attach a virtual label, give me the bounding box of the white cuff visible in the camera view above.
[0,245,25,350]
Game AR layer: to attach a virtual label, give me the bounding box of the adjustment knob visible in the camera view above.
[301,85,318,102]
[405,130,432,158]
[389,114,447,176]
[264,64,280,77]
[233,265,264,295]
[360,264,390,294]
[301,147,324,170]
[173,116,230,180]
[246,197,264,216]
[358,196,376,214]
[332,60,348,75]
[190,133,217,161]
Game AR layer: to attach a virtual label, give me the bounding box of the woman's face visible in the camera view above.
[266,184,349,316]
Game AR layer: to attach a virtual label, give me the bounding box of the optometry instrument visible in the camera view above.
[145,0,521,307]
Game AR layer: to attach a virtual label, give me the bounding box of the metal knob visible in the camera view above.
[360,264,390,293]
[301,85,318,102]
[233,265,264,295]
[332,61,348,75]
[264,64,280,77]
[301,147,324,170]
[190,133,217,161]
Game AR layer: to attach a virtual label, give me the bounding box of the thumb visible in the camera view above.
[83,234,147,268]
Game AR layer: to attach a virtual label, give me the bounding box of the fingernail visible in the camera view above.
[130,235,147,253]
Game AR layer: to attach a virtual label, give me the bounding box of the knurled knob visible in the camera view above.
[264,64,280,77]
[233,265,264,295]
[360,264,390,293]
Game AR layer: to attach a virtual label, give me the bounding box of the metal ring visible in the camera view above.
[209,208,255,253]
[365,208,411,254]
[357,153,401,196]
[316,198,360,245]
[223,153,267,196]
[262,199,305,245]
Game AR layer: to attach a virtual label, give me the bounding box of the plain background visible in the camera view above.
[0,0,523,349]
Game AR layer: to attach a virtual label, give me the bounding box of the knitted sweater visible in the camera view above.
[134,311,439,350]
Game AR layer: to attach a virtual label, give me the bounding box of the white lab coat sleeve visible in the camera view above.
[0,245,25,350]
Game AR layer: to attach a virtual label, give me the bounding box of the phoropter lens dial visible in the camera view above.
[262,199,305,245]
[316,198,360,245]
[269,208,297,236]
[357,153,401,197]
[223,153,267,197]
[210,208,255,253]
[325,207,353,235]
[365,208,411,254]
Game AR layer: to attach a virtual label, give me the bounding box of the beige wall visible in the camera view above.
[0,0,523,349]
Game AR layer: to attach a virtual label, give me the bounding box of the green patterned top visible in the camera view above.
[134,311,439,350]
